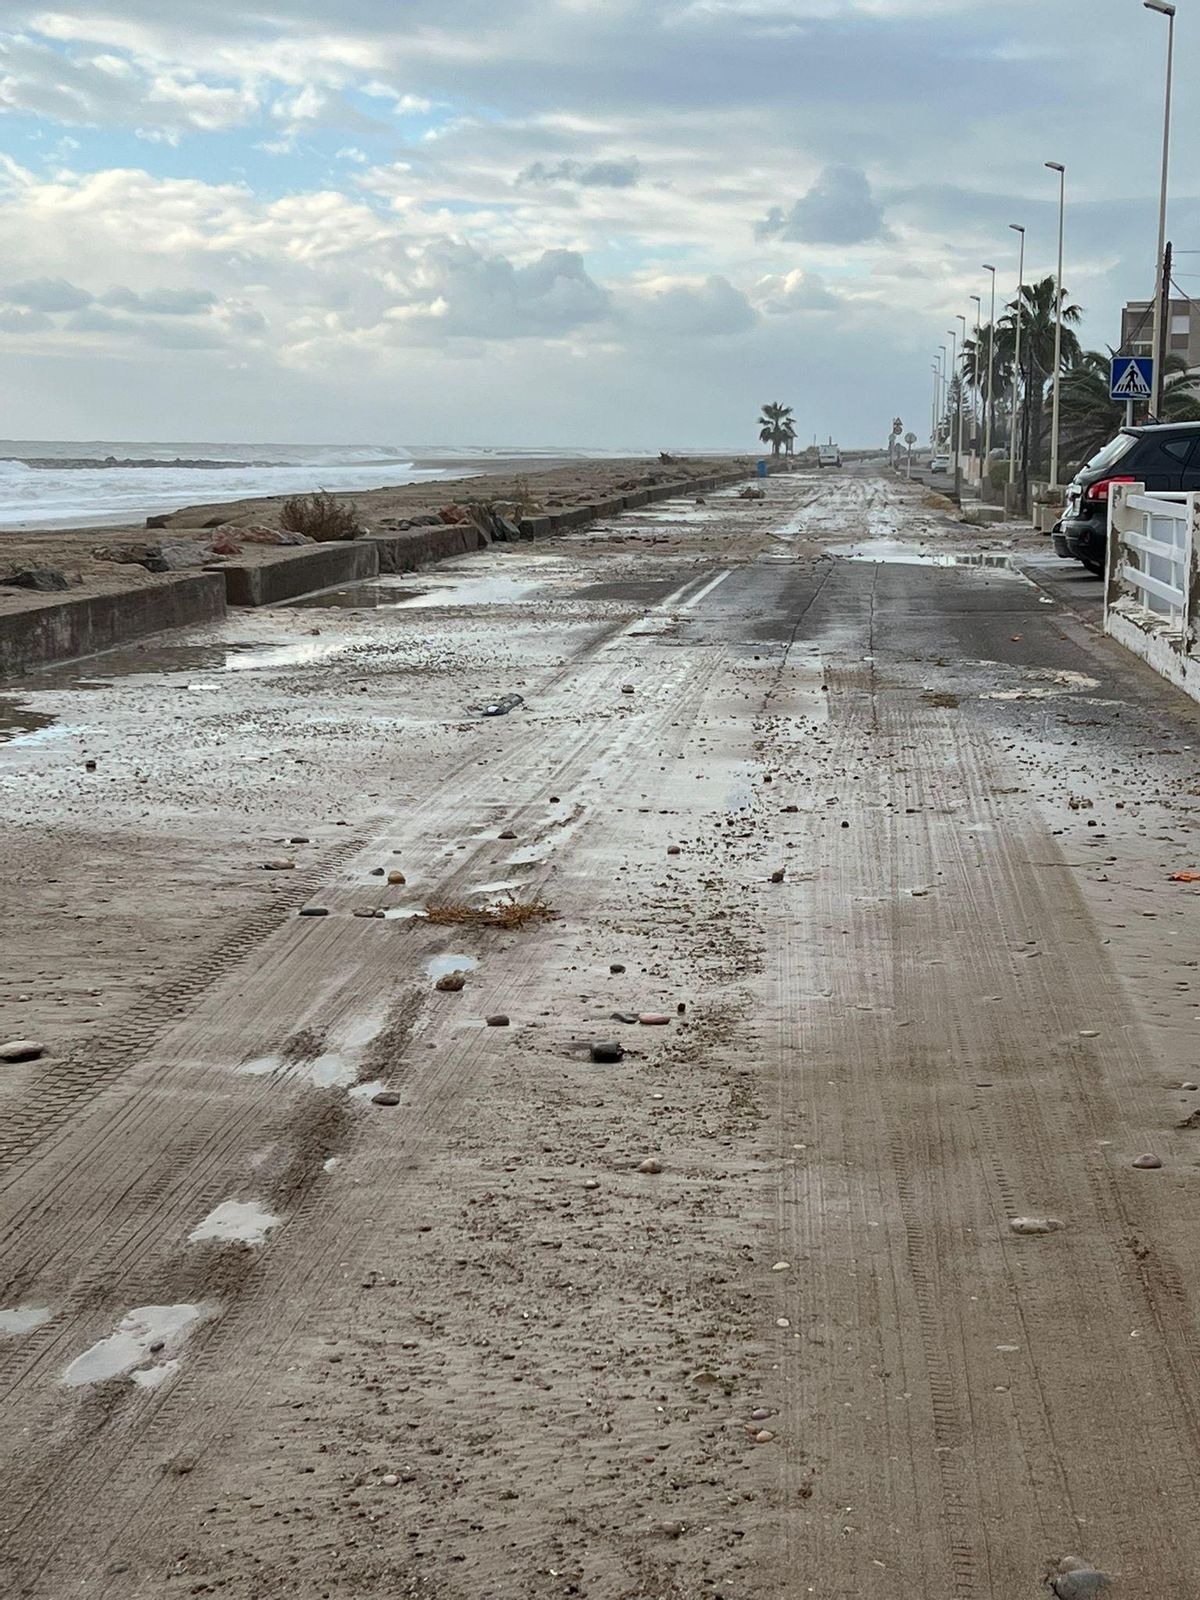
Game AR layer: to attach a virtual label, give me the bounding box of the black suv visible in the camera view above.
[1056,422,1200,574]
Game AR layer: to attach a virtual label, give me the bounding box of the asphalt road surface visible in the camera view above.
[2,468,1199,1598]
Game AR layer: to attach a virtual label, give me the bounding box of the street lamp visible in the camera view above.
[1008,223,1026,492]
[939,344,947,433]
[934,358,947,444]
[982,264,997,470]
[948,326,961,497]
[970,293,982,478]
[1046,162,1066,488]
[1145,0,1176,418]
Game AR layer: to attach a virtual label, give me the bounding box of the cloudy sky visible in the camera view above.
[0,0,1195,448]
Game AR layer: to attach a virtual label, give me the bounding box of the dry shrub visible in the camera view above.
[279,491,361,542]
[424,895,556,930]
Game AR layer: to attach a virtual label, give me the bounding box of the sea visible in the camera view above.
[0,441,634,531]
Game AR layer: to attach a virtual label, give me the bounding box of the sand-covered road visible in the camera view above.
[2,469,1200,1598]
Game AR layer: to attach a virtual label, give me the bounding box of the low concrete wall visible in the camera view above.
[1106,602,1200,704]
[366,524,486,574]
[0,571,227,677]
[222,542,379,607]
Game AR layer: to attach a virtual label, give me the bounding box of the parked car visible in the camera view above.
[929,453,951,474]
[1056,422,1200,575]
[818,444,842,467]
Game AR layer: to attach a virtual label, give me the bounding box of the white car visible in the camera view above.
[818,445,842,467]
[929,453,951,473]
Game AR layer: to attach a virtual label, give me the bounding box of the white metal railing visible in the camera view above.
[1107,483,1200,647]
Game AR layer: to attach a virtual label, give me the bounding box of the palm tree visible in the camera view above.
[1059,349,1200,468]
[963,325,1013,448]
[996,277,1082,477]
[758,401,796,457]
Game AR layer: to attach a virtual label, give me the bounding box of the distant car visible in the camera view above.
[1057,422,1200,575]
[818,445,842,467]
[929,453,951,474]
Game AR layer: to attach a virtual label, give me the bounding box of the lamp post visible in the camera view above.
[1008,223,1026,493]
[934,358,947,444]
[1045,162,1066,488]
[982,264,997,473]
[970,293,982,481]
[947,326,960,498]
[939,344,947,442]
[956,312,968,491]
[1145,0,1176,419]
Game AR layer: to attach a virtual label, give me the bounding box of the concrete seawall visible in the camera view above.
[0,465,762,675]
[0,571,228,676]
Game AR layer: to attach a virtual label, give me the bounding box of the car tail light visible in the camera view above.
[1085,475,1136,503]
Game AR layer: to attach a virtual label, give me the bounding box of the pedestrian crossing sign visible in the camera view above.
[1110,356,1154,402]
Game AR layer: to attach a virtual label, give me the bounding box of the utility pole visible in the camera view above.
[982,264,996,487]
[1008,224,1026,498]
[1046,161,1066,488]
[1145,0,1176,418]
[1155,239,1173,419]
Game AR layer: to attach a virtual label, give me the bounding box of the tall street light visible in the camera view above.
[939,344,948,436]
[1046,162,1066,488]
[956,312,968,485]
[1145,0,1176,418]
[970,294,982,477]
[1008,223,1026,492]
[931,362,940,447]
[982,264,997,469]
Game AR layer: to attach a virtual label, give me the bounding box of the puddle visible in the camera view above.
[133,1359,180,1389]
[222,638,349,672]
[302,1011,385,1089]
[349,1077,387,1101]
[382,904,425,921]
[392,577,543,609]
[469,879,525,896]
[63,1302,208,1387]
[323,1157,339,1172]
[0,698,58,745]
[0,1306,52,1336]
[188,1199,281,1246]
[425,953,479,981]
[237,1053,282,1077]
[291,583,420,609]
[834,540,1013,568]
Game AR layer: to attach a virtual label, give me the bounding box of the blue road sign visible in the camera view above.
[756,459,768,479]
[1110,356,1154,403]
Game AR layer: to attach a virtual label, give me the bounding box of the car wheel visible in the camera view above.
[1082,560,1105,577]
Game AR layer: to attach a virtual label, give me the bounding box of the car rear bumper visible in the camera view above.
[1060,512,1107,566]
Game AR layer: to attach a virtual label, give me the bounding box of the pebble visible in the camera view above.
[299,907,329,917]
[751,1407,773,1421]
[1182,1082,1198,1092]
[0,1040,46,1063]
[658,1520,684,1538]
[621,686,636,695]
[84,759,97,772]
[486,1014,510,1027]
[690,1369,719,1386]
[499,829,518,841]
[1050,1560,1112,1599]
[262,859,295,871]
[370,867,385,876]
[770,869,785,884]
[1132,1153,1163,1169]
[381,1473,399,1487]
[782,804,798,813]
[611,1011,639,1025]
[583,1179,600,1190]
[372,1091,401,1107]
[1010,1216,1064,1235]
[591,1041,624,1064]
[290,836,310,844]
[667,845,681,856]
[388,870,407,885]
[639,1013,671,1026]
[771,1261,791,1272]
[775,1318,791,1329]
[353,908,384,919]
[754,1430,776,1444]
[435,973,466,993]
[637,1157,664,1174]
[1078,1029,1100,1039]
[609,963,626,974]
